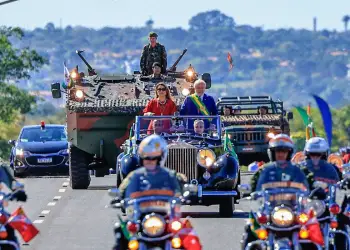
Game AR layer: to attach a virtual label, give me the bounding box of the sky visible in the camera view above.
[1,0,350,31]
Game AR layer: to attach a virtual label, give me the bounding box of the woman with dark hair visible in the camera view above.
[143,83,177,133]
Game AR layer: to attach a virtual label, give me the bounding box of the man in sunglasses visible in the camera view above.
[302,137,340,184]
[147,62,165,80]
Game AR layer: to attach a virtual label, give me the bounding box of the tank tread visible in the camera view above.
[69,147,91,189]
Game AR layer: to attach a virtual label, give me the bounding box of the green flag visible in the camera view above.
[249,211,261,238]
[224,131,238,161]
[295,106,310,126]
[118,214,131,240]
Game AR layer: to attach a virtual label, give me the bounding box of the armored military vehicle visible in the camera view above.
[51,49,212,189]
[217,96,293,166]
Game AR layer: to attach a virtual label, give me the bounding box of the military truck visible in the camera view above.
[50,49,212,189]
[217,96,293,166]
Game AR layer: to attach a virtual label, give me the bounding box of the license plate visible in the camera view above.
[37,158,52,163]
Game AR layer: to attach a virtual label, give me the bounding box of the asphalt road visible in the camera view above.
[5,175,347,250]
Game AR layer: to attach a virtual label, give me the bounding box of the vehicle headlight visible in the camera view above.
[305,199,326,217]
[59,149,69,154]
[142,214,165,237]
[75,89,84,99]
[197,149,216,168]
[15,148,23,156]
[271,206,294,227]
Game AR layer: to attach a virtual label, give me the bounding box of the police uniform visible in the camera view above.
[300,159,340,184]
[140,32,167,75]
[119,166,184,199]
[253,161,311,192]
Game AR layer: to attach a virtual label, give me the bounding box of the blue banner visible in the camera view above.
[312,95,332,147]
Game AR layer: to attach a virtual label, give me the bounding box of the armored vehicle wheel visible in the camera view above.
[219,197,234,217]
[69,147,91,189]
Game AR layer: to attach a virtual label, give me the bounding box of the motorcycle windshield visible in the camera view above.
[260,187,308,208]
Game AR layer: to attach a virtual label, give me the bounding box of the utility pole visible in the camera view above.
[0,0,18,6]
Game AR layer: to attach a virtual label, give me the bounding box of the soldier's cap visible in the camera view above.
[233,105,241,110]
[152,62,161,68]
[149,32,158,38]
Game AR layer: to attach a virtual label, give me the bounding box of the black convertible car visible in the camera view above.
[9,122,69,176]
[116,115,241,217]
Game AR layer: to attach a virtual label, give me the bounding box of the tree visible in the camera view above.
[342,15,350,31]
[0,26,47,122]
[189,10,235,31]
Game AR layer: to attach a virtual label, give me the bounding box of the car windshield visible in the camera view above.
[134,115,221,140]
[20,127,67,142]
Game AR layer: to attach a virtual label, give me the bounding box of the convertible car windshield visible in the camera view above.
[134,115,222,141]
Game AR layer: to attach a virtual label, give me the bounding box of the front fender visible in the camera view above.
[206,154,239,187]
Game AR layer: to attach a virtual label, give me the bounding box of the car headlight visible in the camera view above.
[305,199,326,217]
[197,149,216,168]
[271,206,294,227]
[59,149,69,154]
[15,148,24,156]
[142,214,165,237]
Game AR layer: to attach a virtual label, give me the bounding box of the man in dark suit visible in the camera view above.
[180,79,218,131]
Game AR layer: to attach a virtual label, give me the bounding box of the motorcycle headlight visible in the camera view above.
[142,214,165,237]
[305,199,326,217]
[197,149,216,168]
[271,206,294,227]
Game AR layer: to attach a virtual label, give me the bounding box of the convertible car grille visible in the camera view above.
[165,147,198,181]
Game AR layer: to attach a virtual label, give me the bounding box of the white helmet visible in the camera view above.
[267,134,294,161]
[304,137,329,159]
[138,134,168,167]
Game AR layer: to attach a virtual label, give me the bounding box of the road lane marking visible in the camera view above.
[53,196,61,200]
[59,189,66,192]
[33,220,44,224]
[41,210,50,215]
[47,202,56,206]
[62,182,69,187]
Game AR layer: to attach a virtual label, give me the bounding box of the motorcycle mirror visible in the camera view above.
[108,188,120,197]
[238,184,252,194]
[313,181,328,189]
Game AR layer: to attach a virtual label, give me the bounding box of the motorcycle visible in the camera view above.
[108,184,201,250]
[239,184,324,250]
[0,188,26,250]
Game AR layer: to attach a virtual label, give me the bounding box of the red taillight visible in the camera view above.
[40,121,45,129]
[329,204,341,214]
[0,214,7,224]
[257,213,268,224]
[127,222,138,234]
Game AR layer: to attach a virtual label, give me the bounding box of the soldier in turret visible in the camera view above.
[140,32,167,76]
[148,62,165,80]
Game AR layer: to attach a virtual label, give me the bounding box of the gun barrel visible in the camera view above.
[76,50,93,71]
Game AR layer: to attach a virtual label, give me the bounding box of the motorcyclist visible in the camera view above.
[302,137,340,185]
[0,162,27,250]
[241,134,311,250]
[112,134,182,250]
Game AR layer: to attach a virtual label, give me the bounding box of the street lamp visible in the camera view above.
[0,0,18,6]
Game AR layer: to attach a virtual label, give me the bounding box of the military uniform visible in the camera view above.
[119,166,184,199]
[147,74,165,80]
[252,161,311,192]
[140,43,167,75]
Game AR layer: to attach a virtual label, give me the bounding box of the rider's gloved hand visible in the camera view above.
[10,190,27,202]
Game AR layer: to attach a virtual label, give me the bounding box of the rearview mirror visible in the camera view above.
[108,188,120,198]
[287,111,293,120]
[8,140,15,146]
[202,73,211,89]
[238,184,252,194]
[51,82,62,99]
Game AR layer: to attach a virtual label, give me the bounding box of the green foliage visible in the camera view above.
[0,26,48,123]
[290,105,350,151]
